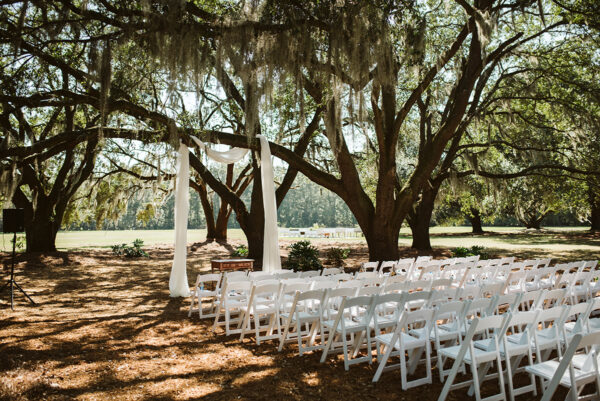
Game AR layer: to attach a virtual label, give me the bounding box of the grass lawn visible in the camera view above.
[1,226,598,258]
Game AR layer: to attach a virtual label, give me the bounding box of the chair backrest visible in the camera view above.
[330,273,354,282]
[503,310,540,345]
[322,267,342,276]
[224,270,248,283]
[480,282,505,298]
[338,295,375,326]
[519,289,544,310]
[251,282,281,300]
[223,280,252,301]
[431,278,453,290]
[361,261,379,272]
[404,290,432,310]
[383,281,408,294]
[434,300,469,332]
[280,282,311,298]
[300,270,321,278]
[418,260,443,280]
[248,271,274,280]
[337,280,363,290]
[408,279,432,292]
[394,260,414,277]
[355,271,379,280]
[378,261,396,274]
[383,274,405,286]
[398,308,435,338]
[357,285,382,296]
[494,292,522,314]
[195,273,222,290]
[371,292,406,333]
[276,271,299,280]
[310,279,337,290]
[465,296,497,320]
[456,285,480,300]
[323,287,359,314]
[536,288,566,309]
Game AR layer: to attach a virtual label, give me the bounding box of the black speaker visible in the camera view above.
[3,209,25,233]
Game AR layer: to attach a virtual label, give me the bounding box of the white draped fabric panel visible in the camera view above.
[168,136,281,297]
[258,135,282,272]
[189,135,249,164]
[169,143,191,297]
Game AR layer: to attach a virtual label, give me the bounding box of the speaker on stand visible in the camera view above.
[2,209,36,309]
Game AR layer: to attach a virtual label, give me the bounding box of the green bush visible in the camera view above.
[111,239,149,258]
[325,247,351,266]
[284,240,323,272]
[451,245,489,260]
[231,244,249,257]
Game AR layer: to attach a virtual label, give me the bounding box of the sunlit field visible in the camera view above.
[1,226,596,256]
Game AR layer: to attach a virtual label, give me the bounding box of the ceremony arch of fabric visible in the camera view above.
[169,135,282,297]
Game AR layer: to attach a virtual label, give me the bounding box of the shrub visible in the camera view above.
[325,247,351,266]
[284,240,323,272]
[111,239,149,258]
[451,245,489,260]
[231,244,249,257]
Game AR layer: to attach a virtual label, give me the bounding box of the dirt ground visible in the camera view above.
[0,239,576,400]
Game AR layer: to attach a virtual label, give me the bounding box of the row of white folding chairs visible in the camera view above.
[315,290,600,401]
[190,270,469,320]
[277,285,600,401]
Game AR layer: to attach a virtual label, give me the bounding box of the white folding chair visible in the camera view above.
[500,310,540,401]
[437,315,509,401]
[373,308,435,389]
[532,305,569,363]
[526,331,600,401]
[320,295,376,370]
[239,282,281,344]
[188,272,222,319]
[278,289,326,355]
[430,300,470,382]
[213,280,251,335]
[310,279,337,291]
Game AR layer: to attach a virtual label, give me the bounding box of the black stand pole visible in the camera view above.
[1,232,35,309]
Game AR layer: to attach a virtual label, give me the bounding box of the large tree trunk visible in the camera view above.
[468,207,484,234]
[244,170,265,267]
[589,186,600,231]
[407,184,439,251]
[213,203,230,242]
[25,218,58,252]
[363,220,400,261]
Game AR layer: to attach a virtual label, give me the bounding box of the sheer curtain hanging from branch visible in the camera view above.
[169,136,282,297]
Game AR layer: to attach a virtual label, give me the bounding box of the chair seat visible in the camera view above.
[281,310,320,322]
[439,344,499,364]
[376,332,426,350]
[323,318,367,333]
[526,360,597,387]
[196,290,218,297]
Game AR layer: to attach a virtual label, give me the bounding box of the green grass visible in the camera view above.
[1,227,597,257]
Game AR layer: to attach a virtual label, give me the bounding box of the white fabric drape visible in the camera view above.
[258,135,282,272]
[169,142,191,297]
[190,135,249,164]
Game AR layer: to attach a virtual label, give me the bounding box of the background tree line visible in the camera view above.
[1,0,599,265]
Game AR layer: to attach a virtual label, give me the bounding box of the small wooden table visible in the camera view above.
[211,258,254,272]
